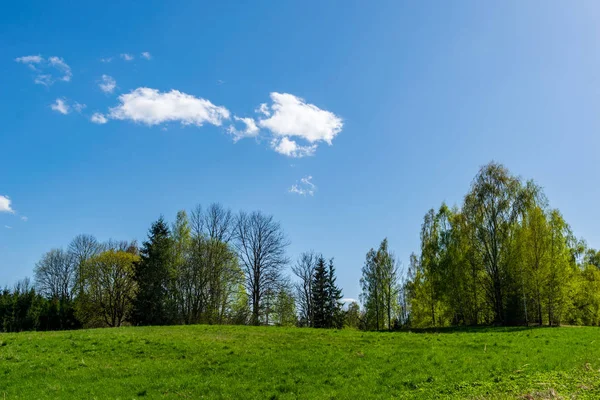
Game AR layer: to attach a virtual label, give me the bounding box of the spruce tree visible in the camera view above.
[133,217,172,326]
[311,256,328,328]
[326,258,344,329]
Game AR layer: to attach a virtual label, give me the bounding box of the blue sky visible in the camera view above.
[1,1,600,301]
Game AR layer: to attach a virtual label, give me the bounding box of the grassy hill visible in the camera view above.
[1,325,599,399]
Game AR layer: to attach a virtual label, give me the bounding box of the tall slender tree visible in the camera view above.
[133,217,173,326]
[234,211,289,325]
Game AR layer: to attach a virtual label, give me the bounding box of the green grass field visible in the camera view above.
[1,325,599,399]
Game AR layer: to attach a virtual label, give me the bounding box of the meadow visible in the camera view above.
[1,325,599,399]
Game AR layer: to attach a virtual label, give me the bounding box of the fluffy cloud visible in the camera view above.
[107,88,230,127]
[0,196,14,213]
[90,113,108,124]
[272,137,316,158]
[258,93,342,144]
[289,175,317,196]
[100,57,113,63]
[99,74,117,94]
[120,53,134,61]
[227,116,259,142]
[141,52,152,60]
[51,98,70,115]
[16,55,72,85]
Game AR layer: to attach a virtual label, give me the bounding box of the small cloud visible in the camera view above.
[91,113,108,124]
[4,225,12,229]
[289,175,316,196]
[48,56,72,82]
[0,195,14,213]
[21,216,28,222]
[34,74,53,86]
[100,57,113,63]
[15,55,72,85]
[217,79,225,85]
[227,116,259,142]
[141,52,152,60]
[120,53,134,61]
[73,102,86,113]
[256,103,270,117]
[342,298,357,303]
[271,137,316,158]
[15,55,43,67]
[51,98,70,115]
[98,74,117,94]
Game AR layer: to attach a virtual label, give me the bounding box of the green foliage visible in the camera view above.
[133,217,173,326]
[272,286,297,327]
[312,257,344,329]
[406,162,600,329]
[76,250,139,327]
[1,325,600,398]
[0,279,80,332]
[344,301,361,329]
[361,239,400,330]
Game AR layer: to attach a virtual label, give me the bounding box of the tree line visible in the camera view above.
[360,162,600,329]
[2,162,600,332]
[1,204,347,331]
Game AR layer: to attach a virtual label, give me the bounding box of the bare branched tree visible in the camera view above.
[234,210,289,325]
[181,204,240,324]
[68,234,101,293]
[292,251,317,327]
[204,203,234,243]
[34,248,76,300]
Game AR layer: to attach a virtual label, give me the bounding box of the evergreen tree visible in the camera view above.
[326,258,344,329]
[312,256,344,329]
[311,256,329,328]
[133,217,173,326]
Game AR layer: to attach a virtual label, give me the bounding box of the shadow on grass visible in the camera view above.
[386,325,557,335]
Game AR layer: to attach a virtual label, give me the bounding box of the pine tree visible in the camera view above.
[326,258,344,329]
[311,256,328,328]
[133,217,173,326]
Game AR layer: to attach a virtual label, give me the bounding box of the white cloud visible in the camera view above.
[256,103,270,117]
[258,93,343,144]
[272,137,316,158]
[4,226,11,229]
[100,57,113,63]
[91,113,108,124]
[107,88,230,127]
[289,175,316,196]
[227,116,259,142]
[99,74,117,94]
[15,55,43,66]
[0,196,14,213]
[51,98,70,115]
[21,216,28,222]
[120,53,134,61]
[34,74,53,86]
[73,102,87,113]
[48,56,72,82]
[15,55,72,85]
[141,52,152,60]
[342,298,357,304]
